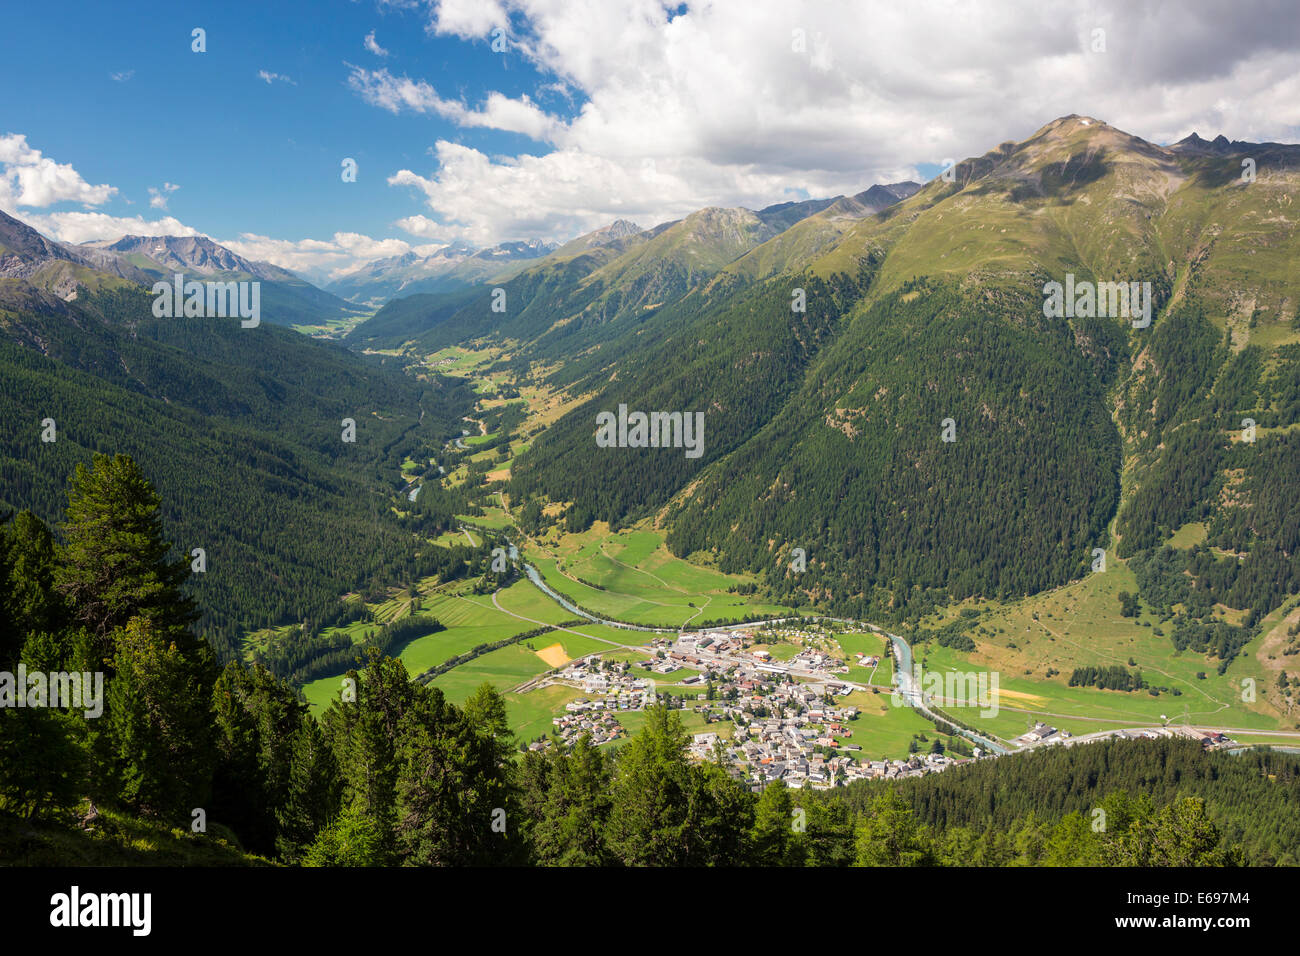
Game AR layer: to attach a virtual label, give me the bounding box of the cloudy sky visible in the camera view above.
[2,0,1298,283]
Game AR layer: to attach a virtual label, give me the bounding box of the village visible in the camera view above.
[532,623,991,789]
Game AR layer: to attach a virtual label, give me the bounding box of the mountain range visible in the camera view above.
[362,115,1299,630]
[325,183,921,313]
[2,113,1297,640]
[343,180,922,351]
[323,237,562,308]
[0,177,924,327]
[0,214,363,328]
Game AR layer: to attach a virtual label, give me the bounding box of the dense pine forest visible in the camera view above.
[501,273,1298,634]
[2,456,1295,866]
[0,286,476,656]
[507,273,1123,621]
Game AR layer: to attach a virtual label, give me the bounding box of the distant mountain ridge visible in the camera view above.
[0,208,151,308]
[0,212,361,327]
[323,237,560,307]
[81,234,290,280]
[344,178,922,349]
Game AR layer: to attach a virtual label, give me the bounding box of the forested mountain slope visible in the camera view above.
[498,116,1300,625]
[345,182,918,362]
[0,217,475,653]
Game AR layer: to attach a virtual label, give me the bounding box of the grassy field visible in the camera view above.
[834,630,893,685]
[430,644,552,704]
[457,506,515,530]
[299,574,655,727]
[423,346,503,375]
[904,606,1289,749]
[609,707,728,746]
[506,683,584,744]
[838,690,940,759]
[521,525,799,628]
[630,663,702,683]
[300,581,584,715]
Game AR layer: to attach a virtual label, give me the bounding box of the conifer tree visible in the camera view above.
[104,617,215,821]
[55,454,198,662]
[0,510,64,666]
[751,781,798,866]
[606,704,695,866]
[854,789,935,866]
[276,717,341,863]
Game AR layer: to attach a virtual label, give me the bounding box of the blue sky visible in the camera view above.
[2,1,573,247]
[3,1,1297,282]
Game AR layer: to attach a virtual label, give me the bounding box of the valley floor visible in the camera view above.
[267,345,1300,768]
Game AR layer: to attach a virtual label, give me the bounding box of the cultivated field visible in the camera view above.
[907,547,1299,742]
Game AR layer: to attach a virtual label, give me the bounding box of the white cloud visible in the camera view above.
[346,65,561,141]
[346,64,458,114]
[111,70,134,82]
[21,210,200,245]
[369,0,1300,244]
[386,140,834,246]
[258,70,297,85]
[470,91,560,141]
[427,0,509,38]
[392,214,449,239]
[148,182,180,210]
[0,133,117,210]
[218,231,419,281]
[364,30,391,56]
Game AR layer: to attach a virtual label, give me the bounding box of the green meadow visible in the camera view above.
[835,630,894,685]
[506,683,584,744]
[830,690,939,760]
[299,581,578,716]
[609,708,726,746]
[430,644,551,704]
[522,526,799,628]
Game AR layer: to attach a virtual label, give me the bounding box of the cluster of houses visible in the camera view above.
[651,628,980,789]
[537,707,627,749]
[548,657,657,710]
[783,644,851,675]
[525,624,991,787]
[526,659,653,750]
[1016,722,1236,751]
[528,622,1244,778]
[724,712,969,788]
